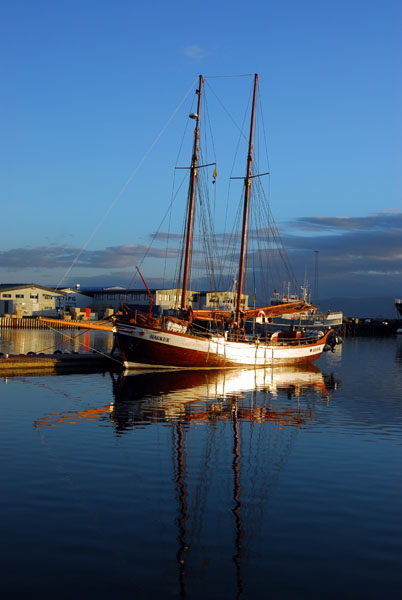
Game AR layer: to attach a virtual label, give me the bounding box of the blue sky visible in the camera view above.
[1,0,401,299]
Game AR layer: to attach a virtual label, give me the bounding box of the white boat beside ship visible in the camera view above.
[254,286,343,333]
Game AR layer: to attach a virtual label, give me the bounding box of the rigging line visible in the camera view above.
[230,89,252,179]
[127,169,189,288]
[217,181,234,285]
[187,193,197,297]
[215,198,240,292]
[204,79,250,143]
[203,91,217,172]
[162,164,179,288]
[33,326,90,354]
[267,209,299,290]
[255,173,298,291]
[40,322,123,365]
[172,177,192,299]
[204,73,254,78]
[195,159,218,290]
[162,194,173,288]
[257,88,271,173]
[174,97,194,169]
[55,77,199,290]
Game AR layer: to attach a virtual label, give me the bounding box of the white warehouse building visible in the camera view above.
[0,284,64,317]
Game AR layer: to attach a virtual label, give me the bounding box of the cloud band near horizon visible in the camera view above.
[0,211,400,297]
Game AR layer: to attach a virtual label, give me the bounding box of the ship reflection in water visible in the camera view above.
[34,364,339,598]
[34,364,338,430]
[29,363,347,598]
[112,365,337,599]
[33,365,341,597]
[110,364,336,430]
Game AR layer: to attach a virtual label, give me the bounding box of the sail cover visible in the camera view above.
[189,301,314,322]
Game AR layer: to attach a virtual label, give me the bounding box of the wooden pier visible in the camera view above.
[0,352,123,376]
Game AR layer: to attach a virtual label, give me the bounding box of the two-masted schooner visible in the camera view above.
[114,74,333,369]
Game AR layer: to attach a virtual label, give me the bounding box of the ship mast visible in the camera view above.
[235,73,258,328]
[181,75,203,312]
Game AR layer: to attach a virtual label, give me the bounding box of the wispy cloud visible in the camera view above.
[183,45,208,61]
[279,212,402,296]
[0,244,178,271]
[289,211,402,232]
[152,231,182,241]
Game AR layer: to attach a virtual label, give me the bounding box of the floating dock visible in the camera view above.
[0,352,123,376]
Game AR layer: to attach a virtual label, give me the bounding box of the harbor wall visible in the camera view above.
[342,318,400,337]
[0,316,101,330]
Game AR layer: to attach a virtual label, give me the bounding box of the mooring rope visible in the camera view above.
[39,322,123,366]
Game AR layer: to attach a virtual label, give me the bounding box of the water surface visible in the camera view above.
[1,334,402,598]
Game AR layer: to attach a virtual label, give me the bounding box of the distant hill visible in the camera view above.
[318,297,400,319]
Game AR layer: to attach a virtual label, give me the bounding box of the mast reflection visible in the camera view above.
[232,401,243,598]
[175,422,189,599]
[33,364,338,598]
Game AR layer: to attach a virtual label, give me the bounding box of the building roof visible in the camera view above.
[59,287,94,296]
[91,288,187,295]
[0,283,64,296]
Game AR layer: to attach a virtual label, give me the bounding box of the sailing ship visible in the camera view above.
[114,74,333,369]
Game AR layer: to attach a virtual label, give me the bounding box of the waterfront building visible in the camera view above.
[0,283,248,319]
[91,288,198,315]
[0,284,64,317]
[90,288,248,315]
[58,286,95,314]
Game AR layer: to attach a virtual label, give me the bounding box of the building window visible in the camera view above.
[15,294,25,298]
[30,294,38,299]
[2,293,12,298]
